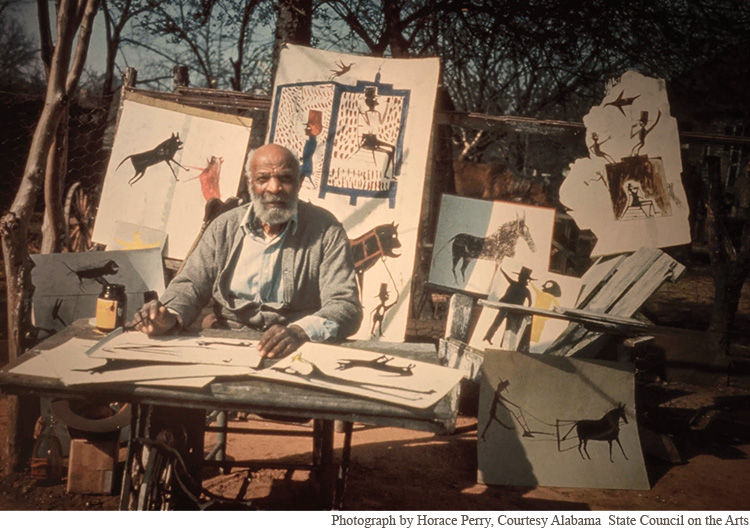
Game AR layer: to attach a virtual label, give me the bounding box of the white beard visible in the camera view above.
[251,190,299,226]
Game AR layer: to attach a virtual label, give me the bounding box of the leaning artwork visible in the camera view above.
[92,91,253,259]
[477,349,649,490]
[468,258,582,353]
[268,44,440,341]
[429,195,555,296]
[30,249,165,338]
[559,71,691,256]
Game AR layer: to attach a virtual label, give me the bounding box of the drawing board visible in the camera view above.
[268,44,440,340]
[559,71,690,256]
[253,342,462,409]
[92,92,252,259]
[31,249,165,336]
[429,195,556,296]
[477,349,649,490]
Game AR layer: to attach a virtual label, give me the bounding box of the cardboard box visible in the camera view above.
[66,438,118,494]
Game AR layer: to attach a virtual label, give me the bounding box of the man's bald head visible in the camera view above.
[247,144,300,181]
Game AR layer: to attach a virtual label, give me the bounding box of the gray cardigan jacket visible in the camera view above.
[162,201,362,339]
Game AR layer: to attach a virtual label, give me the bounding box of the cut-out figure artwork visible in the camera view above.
[300,110,322,189]
[357,87,396,179]
[483,267,534,344]
[589,133,616,164]
[116,133,189,185]
[63,260,120,288]
[369,283,398,336]
[630,110,661,156]
[273,354,435,401]
[329,60,353,81]
[335,354,414,376]
[114,231,161,250]
[603,90,639,116]
[480,379,546,441]
[349,222,401,300]
[185,156,223,201]
[561,403,629,462]
[529,280,561,343]
[624,181,657,218]
[434,214,536,284]
[52,298,67,327]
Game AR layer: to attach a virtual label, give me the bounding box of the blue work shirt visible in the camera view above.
[228,205,338,341]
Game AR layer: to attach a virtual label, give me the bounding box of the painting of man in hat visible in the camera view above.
[300,109,323,189]
[483,266,535,345]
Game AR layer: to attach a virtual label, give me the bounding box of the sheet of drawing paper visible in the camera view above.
[8,339,104,379]
[559,71,690,256]
[88,331,261,368]
[92,92,252,259]
[104,220,167,254]
[60,360,251,386]
[268,44,440,341]
[468,259,582,353]
[477,349,649,490]
[429,195,556,296]
[254,342,462,409]
[7,339,215,388]
[31,248,165,335]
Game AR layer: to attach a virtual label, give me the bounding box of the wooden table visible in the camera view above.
[0,320,459,510]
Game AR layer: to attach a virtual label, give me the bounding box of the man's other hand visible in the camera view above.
[258,324,309,359]
[129,300,178,336]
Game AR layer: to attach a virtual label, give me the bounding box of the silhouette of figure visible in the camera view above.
[370,283,397,336]
[530,280,561,343]
[479,379,536,440]
[483,267,534,344]
[625,181,656,218]
[589,133,616,164]
[630,109,661,156]
[357,87,396,178]
[584,171,609,190]
[300,110,323,189]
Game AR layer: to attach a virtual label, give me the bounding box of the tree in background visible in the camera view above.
[0,0,99,473]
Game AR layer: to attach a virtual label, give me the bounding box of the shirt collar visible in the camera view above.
[240,203,298,239]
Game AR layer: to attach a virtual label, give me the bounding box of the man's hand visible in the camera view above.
[129,300,178,336]
[258,324,309,360]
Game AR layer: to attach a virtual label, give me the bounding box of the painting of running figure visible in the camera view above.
[477,350,649,490]
[559,71,690,256]
[429,195,555,296]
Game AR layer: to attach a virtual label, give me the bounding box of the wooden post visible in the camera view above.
[173,66,189,91]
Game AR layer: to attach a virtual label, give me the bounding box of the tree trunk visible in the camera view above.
[703,155,750,359]
[270,0,312,85]
[1,0,99,474]
[41,106,70,254]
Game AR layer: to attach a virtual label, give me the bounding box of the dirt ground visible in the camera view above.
[1,378,749,511]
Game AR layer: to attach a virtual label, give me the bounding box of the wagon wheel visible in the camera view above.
[64,181,97,252]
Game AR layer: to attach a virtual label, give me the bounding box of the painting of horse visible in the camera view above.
[562,403,629,462]
[434,214,537,283]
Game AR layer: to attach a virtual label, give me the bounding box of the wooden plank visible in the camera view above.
[545,249,684,357]
[445,293,475,342]
[438,338,485,382]
[575,254,627,308]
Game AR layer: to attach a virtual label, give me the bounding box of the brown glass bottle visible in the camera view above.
[96,283,126,332]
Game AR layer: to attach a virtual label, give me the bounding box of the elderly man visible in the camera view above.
[132,144,362,359]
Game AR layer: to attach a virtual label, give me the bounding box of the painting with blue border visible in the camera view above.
[268,73,410,209]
